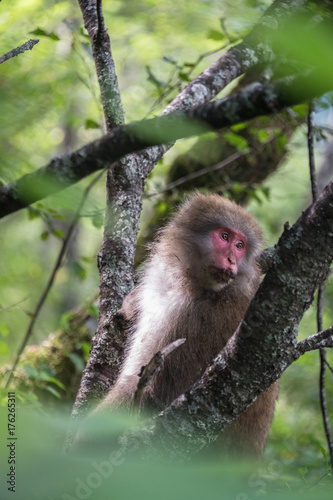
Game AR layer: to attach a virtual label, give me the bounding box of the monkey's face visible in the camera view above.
[194,226,248,291]
[211,227,247,274]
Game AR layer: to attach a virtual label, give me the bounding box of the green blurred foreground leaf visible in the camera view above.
[0,409,332,500]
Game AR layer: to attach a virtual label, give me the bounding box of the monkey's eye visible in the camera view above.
[236,242,244,250]
[220,232,229,241]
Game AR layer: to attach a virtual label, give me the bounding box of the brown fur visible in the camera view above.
[97,193,278,457]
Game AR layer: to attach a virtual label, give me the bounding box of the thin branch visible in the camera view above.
[5,170,105,388]
[0,39,39,64]
[145,150,249,198]
[77,0,124,130]
[133,339,186,411]
[324,359,333,375]
[308,102,319,200]
[307,100,333,467]
[146,40,232,117]
[295,327,333,357]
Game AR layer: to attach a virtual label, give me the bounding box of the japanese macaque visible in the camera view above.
[96,193,278,457]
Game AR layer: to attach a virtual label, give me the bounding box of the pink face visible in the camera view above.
[211,227,247,274]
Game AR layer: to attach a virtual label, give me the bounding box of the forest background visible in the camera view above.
[0,0,333,498]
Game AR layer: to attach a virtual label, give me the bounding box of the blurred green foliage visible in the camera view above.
[0,407,332,500]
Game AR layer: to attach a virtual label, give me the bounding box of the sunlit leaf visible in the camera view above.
[30,28,60,41]
[85,119,101,130]
[207,29,224,41]
[224,132,248,151]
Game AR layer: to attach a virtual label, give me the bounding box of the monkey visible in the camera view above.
[96,192,279,457]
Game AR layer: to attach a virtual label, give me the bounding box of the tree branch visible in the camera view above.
[133,339,186,411]
[77,0,124,130]
[0,0,311,219]
[295,327,333,357]
[160,0,307,117]
[0,69,330,220]
[0,39,39,64]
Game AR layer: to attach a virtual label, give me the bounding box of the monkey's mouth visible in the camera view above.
[206,265,236,284]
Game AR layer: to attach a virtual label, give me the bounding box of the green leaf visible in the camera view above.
[299,466,308,477]
[30,28,60,41]
[256,129,270,142]
[224,132,249,151]
[52,229,64,239]
[47,377,66,391]
[275,132,287,154]
[27,207,41,220]
[260,187,270,200]
[85,119,101,130]
[292,103,308,117]
[70,261,87,281]
[246,188,262,204]
[45,385,62,398]
[178,72,190,82]
[207,29,224,41]
[230,183,244,195]
[40,231,49,241]
[80,342,91,362]
[320,445,328,461]
[231,123,247,132]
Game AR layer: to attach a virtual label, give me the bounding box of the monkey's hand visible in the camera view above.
[116,288,139,325]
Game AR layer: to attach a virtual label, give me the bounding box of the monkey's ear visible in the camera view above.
[116,288,139,323]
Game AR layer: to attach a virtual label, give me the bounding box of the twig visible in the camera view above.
[133,338,186,411]
[146,40,232,117]
[308,102,319,201]
[324,359,333,375]
[307,101,333,467]
[145,150,248,198]
[295,326,333,356]
[5,170,105,388]
[0,39,39,64]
